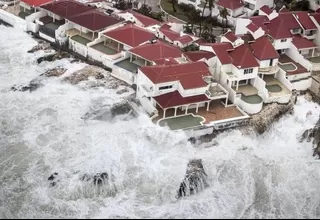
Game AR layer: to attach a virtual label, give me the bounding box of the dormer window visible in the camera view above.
[281,39,287,42]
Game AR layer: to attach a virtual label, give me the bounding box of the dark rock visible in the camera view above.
[95,72,104,79]
[93,173,108,185]
[40,67,67,77]
[70,59,81,63]
[12,79,43,92]
[37,51,71,64]
[300,118,320,158]
[110,102,132,117]
[177,159,208,198]
[48,172,58,181]
[28,41,52,53]
[80,172,108,185]
[50,182,57,187]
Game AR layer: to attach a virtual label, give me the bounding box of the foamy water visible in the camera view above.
[0,25,319,219]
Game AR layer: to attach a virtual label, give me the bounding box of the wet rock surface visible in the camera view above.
[80,173,109,186]
[250,95,296,134]
[40,67,67,77]
[300,118,320,158]
[37,51,72,64]
[11,78,43,92]
[27,40,52,53]
[177,159,208,198]
[64,66,107,85]
[47,172,59,187]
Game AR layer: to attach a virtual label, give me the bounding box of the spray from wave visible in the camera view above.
[0,25,319,219]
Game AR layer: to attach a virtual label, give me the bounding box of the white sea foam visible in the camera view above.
[0,25,320,219]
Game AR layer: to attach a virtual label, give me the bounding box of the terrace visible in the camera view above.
[66,28,98,42]
[263,75,291,97]
[114,58,140,73]
[206,83,228,100]
[279,54,308,75]
[232,84,263,104]
[154,100,245,130]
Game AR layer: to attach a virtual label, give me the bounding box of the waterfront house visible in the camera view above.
[88,23,155,84]
[136,61,247,130]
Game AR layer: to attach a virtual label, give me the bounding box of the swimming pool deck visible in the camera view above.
[233,84,258,96]
[153,100,244,128]
[264,75,291,97]
[279,54,308,75]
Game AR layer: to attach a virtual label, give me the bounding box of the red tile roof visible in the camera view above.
[311,13,320,25]
[159,27,180,41]
[279,7,289,13]
[246,23,259,33]
[250,36,279,60]
[266,13,300,39]
[194,38,207,45]
[21,0,53,7]
[139,62,210,89]
[153,58,179,65]
[224,31,238,42]
[216,0,244,10]
[260,5,273,15]
[184,51,215,61]
[211,43,234,64]
[174,35,193,44]
[41,0,93,19]
[229,44,259,69]
[154,91,209,108]
[129,10,161,27]
[293,12,317,30]
[103,24,155,47]
[129,41,182,62]
[292,35,318,49]
[67,10,122,31]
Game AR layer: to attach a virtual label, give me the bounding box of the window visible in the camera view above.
[159,85,173,90]
[281,39,287,42]
[244,68,253,74]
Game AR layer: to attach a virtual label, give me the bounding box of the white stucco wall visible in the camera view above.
[274,38,293,50]
[258,58,279,68]
[235,18,251,35]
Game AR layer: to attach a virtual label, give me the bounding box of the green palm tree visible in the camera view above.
[219,7,229,33]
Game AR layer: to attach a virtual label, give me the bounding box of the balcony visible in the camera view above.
[258,65,279,75]
[205,83,228,100]
[303,31,316,40]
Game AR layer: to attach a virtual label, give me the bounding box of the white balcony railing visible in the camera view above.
[258,65,280,75]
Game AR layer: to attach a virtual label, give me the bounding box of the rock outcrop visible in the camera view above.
[48,172,59,187]
[250,94,296,134]
[80,172,109,186]
[177,159,208,198]
[37,51,71,64]
[64,66,106,85]
[40,67,67,77]
[11,78,43,92]
[300,118,320,158]
[28,40,52,53]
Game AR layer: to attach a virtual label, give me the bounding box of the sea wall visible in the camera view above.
[0,9,26,30]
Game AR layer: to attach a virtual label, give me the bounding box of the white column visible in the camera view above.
[130,53,133,62]
[163,109,167,118]
[225,97,228,107]
[174,107,178,116]
[118,42,120,51]
[104,38,106,46]
[313,48,315,57]
[261,74,264,80]
[185,105,188,115]
[196,104,200,113]
[145,60,147,66]
[92,32,94,41]
[236,81,239,90]
[207,102,210,111]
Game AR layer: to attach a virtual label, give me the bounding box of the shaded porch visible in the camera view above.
[66,28,98,42]
[114,58,140,73]
[154,100,244,126]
